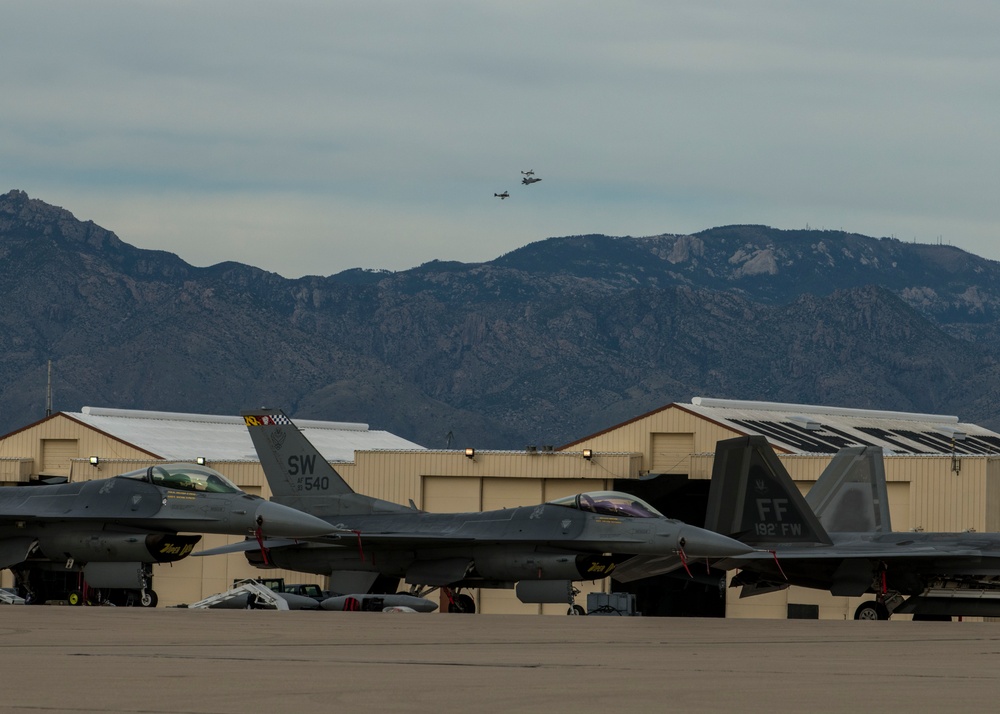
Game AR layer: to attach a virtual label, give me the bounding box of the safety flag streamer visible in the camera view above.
[769,550,787,581]
[254,525,270,566]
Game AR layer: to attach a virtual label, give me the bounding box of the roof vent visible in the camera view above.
[788,415,821,430]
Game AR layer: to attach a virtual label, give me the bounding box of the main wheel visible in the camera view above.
[854,601,889,620]
[448,593,476,613]
[568,604,586,616]
[67,590,83,606]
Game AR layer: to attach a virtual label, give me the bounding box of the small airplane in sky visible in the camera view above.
[494,191,509,199]
[521,170,534,176]
[521,176,542,185]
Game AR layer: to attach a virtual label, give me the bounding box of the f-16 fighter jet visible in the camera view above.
[1,462,333,606]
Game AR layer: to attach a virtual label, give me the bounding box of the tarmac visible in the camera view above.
[4,608,1000,713]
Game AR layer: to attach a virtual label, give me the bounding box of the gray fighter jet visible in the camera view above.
[198,408,752,613]
[1,462,333,606]
[704,435,1000,620]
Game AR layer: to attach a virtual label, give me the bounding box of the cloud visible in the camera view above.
[3,1,999,277]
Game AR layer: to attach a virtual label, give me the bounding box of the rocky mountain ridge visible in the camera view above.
[2,189,999,448]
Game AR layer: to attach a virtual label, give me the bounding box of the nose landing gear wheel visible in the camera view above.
[139,590,158,608]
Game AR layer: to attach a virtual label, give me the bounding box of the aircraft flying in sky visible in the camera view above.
[521,176,542,185]
[1,462,333,606]
[494,191,509,199]
[704,435,1000,620]
[521,170,534,176]
[200,408,752,613]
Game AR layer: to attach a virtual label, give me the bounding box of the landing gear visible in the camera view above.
[139,589,158,608]
[854,600,890,620]
[67,590,84,606]
[566,585,585,615]
[855,564,903,620]
[448,593,476,614]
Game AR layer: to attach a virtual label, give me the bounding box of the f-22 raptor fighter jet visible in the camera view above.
[205,408,752,613]
[705,435,1000,620]
[0,462,333,606]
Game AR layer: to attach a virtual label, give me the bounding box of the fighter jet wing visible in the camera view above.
[725,543,987,563]
[611,554,685,582]
[193,532,485,557]
[194,538,303,556]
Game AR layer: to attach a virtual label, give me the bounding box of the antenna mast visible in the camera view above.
[46,360,52,417]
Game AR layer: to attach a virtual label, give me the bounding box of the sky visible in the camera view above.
[3,1,999,279]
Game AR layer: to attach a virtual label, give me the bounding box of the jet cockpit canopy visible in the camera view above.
[548,491,664,518]
[118,463,242,494]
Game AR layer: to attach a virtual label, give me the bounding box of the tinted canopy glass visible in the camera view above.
[118,463,242,493]
[548,491,664,518]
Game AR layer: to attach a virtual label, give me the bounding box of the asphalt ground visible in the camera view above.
[3,608,998,713]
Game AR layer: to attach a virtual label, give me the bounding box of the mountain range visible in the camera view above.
[3,188,1000,449]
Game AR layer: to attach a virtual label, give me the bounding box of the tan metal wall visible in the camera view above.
[907,456,988,532]
[987,459,1000,533]
[566,405,745,478]
[0,415,159,467]
[0,458,33,484]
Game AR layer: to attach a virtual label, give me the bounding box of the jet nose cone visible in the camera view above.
[679,526,753,558]
[252,500,332,538]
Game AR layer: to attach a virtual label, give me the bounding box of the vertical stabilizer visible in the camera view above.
[242,408,355,505]
[805,446,891,533]
[705,436,832,545]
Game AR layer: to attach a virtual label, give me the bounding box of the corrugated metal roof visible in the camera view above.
[69,407,425,462]
[683,397,1000,455]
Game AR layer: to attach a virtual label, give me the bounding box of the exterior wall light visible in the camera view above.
[196,457,206,465]
[582,449,593,460]
[89,456,100,466]
[465,447,476,460]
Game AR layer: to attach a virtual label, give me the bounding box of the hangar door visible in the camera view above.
[650,433,694,475]
[41,439,78,477]
[887,482,910,531]
[423,476,480,512]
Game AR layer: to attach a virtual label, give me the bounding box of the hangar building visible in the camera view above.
[2,398,999,618]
